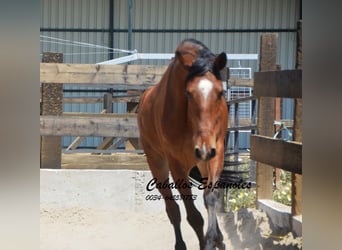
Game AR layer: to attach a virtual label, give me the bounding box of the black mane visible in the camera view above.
[183,39,222,82]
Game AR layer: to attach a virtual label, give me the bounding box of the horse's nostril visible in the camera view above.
[195,147,216,160]
[195,148,202,159]
[210,148,216,158]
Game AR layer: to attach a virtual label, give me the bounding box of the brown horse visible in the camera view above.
[137,39,228,250]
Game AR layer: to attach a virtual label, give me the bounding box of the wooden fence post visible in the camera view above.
[96,92,115,151]
[40,52,63,168]
[256,33,278,202]
[125,91,141,150]
[274,64,282,188]
[292,20,302,216]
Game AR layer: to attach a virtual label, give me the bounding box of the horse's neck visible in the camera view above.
[163,63,188,118]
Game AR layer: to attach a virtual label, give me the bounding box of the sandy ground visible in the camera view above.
[40,206,207,250]
[40,206,301,250]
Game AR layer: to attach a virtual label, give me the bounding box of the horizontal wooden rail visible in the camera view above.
[254,69,302,98]
[228,78,254,88]
[229,118,255,127]
[227,125,257,131]
[250,135,302,174]
[62,96,141,103]
[62,112,137,118]
[40,63,167,85]
[61,152,148,170]
[40,63,253,88]
[40,114,139,137]
[227,96,256,105]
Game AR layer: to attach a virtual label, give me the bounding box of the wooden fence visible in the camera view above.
[40,25,302,234]
[250,22,302,234]
[40,53,252,168]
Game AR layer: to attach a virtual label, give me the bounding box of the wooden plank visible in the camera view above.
[61,153,148,170]
[40,63,167,85]
[229,118,256,127]
[254,69,302,98]
[96,137,115,150]
[296,20,302,70]
[292,20,303,217]
[62,149,144,154]
[227,125,257,131]
[250,135,302,174]
[275,96,282,188]
[62,112,137,118]
[66,137,85,150]
[66,110,106,150]
[227,96,256,105]
[40,115,139,137]
[228,78,254,87]
[126,89,142,150]
[96,93,115,150]
[256,33,278,201]
[63,97,103,103]
[40,52,63,169]
[292,173,302,214]
[63,96,141,103]
[108,138,128,150]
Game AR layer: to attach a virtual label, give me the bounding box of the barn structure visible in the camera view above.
[40,0,301,150]
[40,1,303,246]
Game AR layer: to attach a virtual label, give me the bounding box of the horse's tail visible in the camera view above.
[188,161,249,187]
[189,166,203,186]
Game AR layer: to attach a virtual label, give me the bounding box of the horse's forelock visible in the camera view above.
[186,54,221,82]
[176,39,222,82]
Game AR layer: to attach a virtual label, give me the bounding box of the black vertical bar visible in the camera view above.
[103,92,113,113]
[251,99,257,134]
[128,0,133,51]
[234,103,239,171]
[109,0,114,60]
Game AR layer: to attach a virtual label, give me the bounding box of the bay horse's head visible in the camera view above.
[175,39,227,161]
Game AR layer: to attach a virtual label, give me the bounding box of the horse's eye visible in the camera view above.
[185,90,192,99]
[218,91,224,100]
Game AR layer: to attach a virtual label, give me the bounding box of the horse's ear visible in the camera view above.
[214,52,227,71]
[176,51,196,68]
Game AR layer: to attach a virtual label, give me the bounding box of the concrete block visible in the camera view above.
[292,215,302,237]
[258,199,291,231]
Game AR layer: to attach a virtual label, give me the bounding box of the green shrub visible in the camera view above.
[272,170,292,206]
[227,187,257,211]
[224,166,292,210]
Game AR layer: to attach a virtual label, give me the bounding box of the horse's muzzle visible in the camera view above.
[195,146,216,161]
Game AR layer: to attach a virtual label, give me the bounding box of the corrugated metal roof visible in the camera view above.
[129,0,298,30]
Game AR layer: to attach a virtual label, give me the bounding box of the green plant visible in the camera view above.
[272,170,292,206]
[224,165,293,211]
[223,159,257,211]
[227,187,257,211]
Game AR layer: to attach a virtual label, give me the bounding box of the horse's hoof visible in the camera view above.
[204,242,216,250]
[217,242,225,250]
[175,241,187,250]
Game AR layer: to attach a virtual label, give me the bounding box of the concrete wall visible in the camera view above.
[40,169,205,212]
[258,199,302,237]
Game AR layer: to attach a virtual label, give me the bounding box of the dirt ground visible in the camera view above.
[40,206,302,250]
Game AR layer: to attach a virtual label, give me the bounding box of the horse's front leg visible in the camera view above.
[202,147,225,250]
[145,151,187,250]
[169,158,205,250]
[204,188,225,250]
